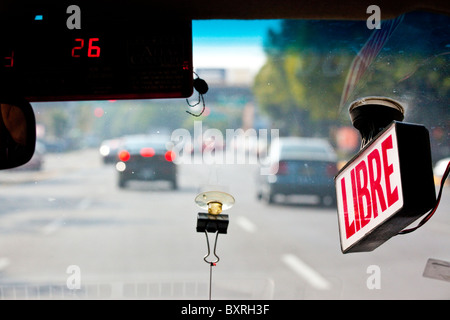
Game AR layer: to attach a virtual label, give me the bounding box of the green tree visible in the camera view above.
[254,19,370,136]
[50,109,69,138]
[253,12,449,144]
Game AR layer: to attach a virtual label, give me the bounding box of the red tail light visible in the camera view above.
[118,150,130,162]
[165,150,175,162]
[277,161,288,175]
[140,147,155,157]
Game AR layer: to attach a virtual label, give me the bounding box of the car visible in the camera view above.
[115,135,177,189]
[434,157,450,186]
[99,138,122,164]
[257,137,338,206]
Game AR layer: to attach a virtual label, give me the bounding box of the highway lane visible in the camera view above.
[0,148,449,299]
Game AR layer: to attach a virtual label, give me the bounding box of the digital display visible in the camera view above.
[0,10,193,101]
[71,38,101,58]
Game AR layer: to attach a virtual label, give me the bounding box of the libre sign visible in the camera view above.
[335,121,436,253]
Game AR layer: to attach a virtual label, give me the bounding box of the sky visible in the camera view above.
[192,20,281,74]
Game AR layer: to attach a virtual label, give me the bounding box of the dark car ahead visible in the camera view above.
[115,135,177,189]
[257,137,338,206]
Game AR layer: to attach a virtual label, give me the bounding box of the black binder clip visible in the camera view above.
[195,191,234,235]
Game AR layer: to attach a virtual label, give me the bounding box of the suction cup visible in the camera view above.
[195,191,235,215]
[349,96,405,148]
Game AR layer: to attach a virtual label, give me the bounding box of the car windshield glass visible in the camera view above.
[0,11,449,300]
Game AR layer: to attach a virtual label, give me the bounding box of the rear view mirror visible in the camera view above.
[0,96,36,169]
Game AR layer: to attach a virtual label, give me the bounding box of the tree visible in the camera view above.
[253,12,449,144]
[50,109,69,138]
[254,19,370,136]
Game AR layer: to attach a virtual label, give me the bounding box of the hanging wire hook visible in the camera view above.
[203,230,220,265]
[186,72,208,117]
[203,231,220,300]
[186,94,205,117]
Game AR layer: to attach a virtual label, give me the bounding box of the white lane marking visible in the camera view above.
[281,254,331,290]
[0,257,11,271]
[235,216,257,233]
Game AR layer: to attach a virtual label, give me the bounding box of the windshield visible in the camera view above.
[0,11,449,300]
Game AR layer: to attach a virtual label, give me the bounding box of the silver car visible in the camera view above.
[257,137,338,206]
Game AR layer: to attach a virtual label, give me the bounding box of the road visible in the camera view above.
[0,148,449,300]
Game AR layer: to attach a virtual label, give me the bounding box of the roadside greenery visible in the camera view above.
[253,12,449,143]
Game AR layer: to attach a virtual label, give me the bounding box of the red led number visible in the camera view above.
[88,38,101,57]
[71,38,101,58]
[71,38,84,57]
[3,50,14,67]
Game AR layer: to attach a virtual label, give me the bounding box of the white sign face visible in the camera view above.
[335,123,404,252]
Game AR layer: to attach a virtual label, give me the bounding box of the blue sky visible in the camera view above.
[192,20,281,72]
[193,20,281,45]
